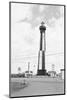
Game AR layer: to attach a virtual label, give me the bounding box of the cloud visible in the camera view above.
[17,4,64,28]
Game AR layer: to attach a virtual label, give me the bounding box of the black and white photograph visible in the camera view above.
[9,2,65,98]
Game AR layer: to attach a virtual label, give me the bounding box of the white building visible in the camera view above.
[48,71,56,78]
[25,71,33,78]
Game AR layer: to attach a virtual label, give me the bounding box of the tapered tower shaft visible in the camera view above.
[37,22,47,75]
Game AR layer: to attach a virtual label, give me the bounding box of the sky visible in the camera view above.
[11,3,64,74]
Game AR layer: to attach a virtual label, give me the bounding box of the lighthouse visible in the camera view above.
[37,22,47,75]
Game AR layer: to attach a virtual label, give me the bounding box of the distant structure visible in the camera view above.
[25,62,33,77]
[52,64,55,71]
[48,64,56,77]
[60,69,64,79]
[37,22,47,75]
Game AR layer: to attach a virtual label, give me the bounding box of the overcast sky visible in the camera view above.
[11,3,64,74]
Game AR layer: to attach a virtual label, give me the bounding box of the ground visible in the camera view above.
[10,76,64,97]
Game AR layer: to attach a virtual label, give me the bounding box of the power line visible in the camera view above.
[15,51,64,56]
[12,52,64,59]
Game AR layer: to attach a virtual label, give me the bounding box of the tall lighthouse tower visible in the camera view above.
[37,22,47,75]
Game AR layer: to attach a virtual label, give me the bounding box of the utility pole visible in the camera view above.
[28,62,30,75]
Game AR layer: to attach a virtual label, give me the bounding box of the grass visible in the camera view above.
[10,77,64,97]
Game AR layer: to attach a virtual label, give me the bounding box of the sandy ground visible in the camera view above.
[10,77,64,97]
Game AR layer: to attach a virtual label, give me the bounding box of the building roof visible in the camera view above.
[60,69,64,71]
[25,71,33,73]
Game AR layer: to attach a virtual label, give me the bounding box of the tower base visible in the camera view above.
[37,69,48,75]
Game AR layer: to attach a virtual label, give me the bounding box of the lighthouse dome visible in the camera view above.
[39,21,46,33]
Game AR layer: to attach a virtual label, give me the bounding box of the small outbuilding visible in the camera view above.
[25,71,33,78]
[48,71,56,78]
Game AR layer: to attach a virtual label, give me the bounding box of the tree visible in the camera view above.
[18,67,21,74]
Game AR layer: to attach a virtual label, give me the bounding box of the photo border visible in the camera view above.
[9,1,66,98]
